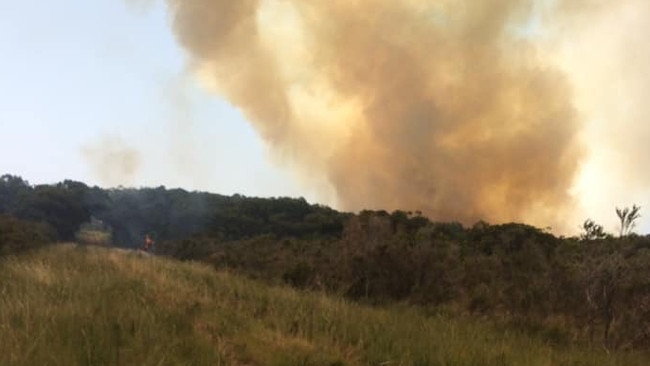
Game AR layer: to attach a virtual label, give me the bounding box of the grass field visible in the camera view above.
[0,244,648,365]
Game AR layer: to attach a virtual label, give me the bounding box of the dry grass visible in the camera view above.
[0,244,648,365]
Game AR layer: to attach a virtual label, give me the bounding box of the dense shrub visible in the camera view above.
[0,215,56,255]
[160,211,650,350]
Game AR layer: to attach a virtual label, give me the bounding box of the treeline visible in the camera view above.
[0,175,102,254]
[0,174,346,250]
[2,174,650,350]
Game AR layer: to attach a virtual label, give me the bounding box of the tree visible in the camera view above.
[15,185,91,240]
[616,205,641,237]
[581,219,608,240]
[0,174,31,213]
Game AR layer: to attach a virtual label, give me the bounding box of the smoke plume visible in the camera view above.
[164,0,649,231]
[551,0,650,232]
[82,136,141,187]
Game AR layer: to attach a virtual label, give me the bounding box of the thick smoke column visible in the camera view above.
[166,0,585,229]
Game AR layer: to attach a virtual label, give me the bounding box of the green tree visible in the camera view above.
[0,174,31,213]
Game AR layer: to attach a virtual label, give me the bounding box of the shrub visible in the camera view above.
[0,215,56,256]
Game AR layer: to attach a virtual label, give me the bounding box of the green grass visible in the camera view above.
[0,244,648,365]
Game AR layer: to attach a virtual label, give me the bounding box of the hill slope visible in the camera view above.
[0,245,647,366]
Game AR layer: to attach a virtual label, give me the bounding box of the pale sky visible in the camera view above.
[0,0,307,198]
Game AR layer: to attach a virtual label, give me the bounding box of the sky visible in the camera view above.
[0,0,308,199]
[1,0,649,235]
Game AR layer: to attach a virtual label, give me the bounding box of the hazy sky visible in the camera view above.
[0,0,308,198]
[1,0,649,234]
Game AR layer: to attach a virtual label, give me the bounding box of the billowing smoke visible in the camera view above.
[163,0,650,231]
[82,136,141,187]
[552,0,650,232]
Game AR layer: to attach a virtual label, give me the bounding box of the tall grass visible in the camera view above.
[0,244,647,365]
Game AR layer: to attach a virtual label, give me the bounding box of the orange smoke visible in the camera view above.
[165,0,590,230]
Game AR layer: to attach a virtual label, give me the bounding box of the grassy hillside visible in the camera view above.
[0,245,648,365]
